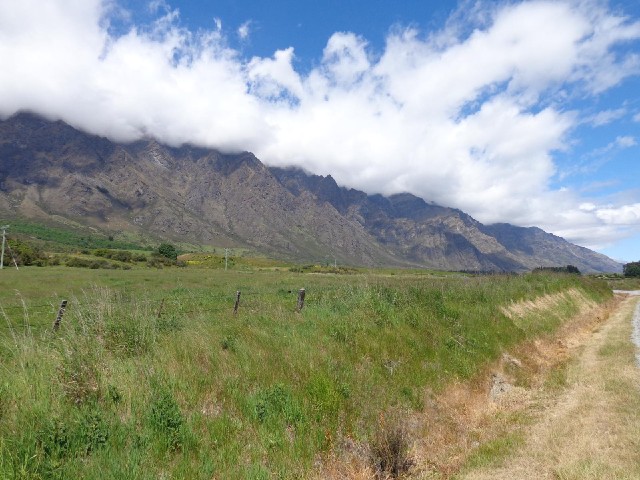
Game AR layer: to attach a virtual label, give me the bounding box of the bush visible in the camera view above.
[533,265,581,275]
[624,261,640,277]
[157,243,178,260]
[91,249,134,262]
[6,238,47,266]
[65,257,120,270]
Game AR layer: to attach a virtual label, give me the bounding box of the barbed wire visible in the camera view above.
[0,287,312,330]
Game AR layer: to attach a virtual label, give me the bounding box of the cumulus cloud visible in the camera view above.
[596,203,640,225]
[1,0,640,250]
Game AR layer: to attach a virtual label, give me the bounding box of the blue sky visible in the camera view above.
[1,0,639,263]
[120,1,455,60]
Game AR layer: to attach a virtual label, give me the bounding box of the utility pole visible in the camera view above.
[225,248,229,271]
[0,225,7,270]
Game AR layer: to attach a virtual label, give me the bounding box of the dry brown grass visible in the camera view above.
[460,294,640,480]
[500,287,596,322]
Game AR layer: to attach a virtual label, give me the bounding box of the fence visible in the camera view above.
[0,287,308,334]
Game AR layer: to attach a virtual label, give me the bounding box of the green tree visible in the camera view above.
[565,265,581,275]
[623,261,640,277]
[7,238,45,266]
[157,243,178,260]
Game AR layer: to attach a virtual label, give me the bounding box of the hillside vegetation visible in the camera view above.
[0,267,612,479]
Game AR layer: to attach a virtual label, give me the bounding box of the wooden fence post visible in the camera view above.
[53,300,67,331]
[233,290,241,315]
[296,288,305,312]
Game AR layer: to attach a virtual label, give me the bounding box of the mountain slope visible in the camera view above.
[270,167,621,273]
[0,112,621,272]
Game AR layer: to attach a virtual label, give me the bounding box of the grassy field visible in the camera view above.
[606,276,640,291]
[0,266,612,479]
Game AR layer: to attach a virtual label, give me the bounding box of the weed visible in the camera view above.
[76,407,110,454]
[57,336,102,405]
[253,383,304,426]
[221,335,237,352]
[369,411,413,479]
[148,379,184,451]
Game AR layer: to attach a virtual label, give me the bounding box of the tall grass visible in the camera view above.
[0,269,611,478]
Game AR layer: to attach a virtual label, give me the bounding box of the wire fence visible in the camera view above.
[0,287,311,332]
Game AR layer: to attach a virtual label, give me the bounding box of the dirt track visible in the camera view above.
[460,293,640,479]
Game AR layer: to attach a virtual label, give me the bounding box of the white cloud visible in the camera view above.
[595,203,640,225]
[615,136,637,148]
[248,48,304,99]
[1,0,640,251]
[237,20,251,40]
[585,107,627,126]
[592,135,638,156]
[148,0,170,14]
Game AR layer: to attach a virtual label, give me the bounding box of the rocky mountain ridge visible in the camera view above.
[0,112,621,273]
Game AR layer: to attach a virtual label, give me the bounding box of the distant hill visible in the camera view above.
[0,112,621,273]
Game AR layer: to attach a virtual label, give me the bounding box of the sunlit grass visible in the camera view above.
[0,267,612,478]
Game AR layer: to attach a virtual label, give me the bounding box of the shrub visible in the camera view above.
[158,243,178,260]
[65,257,119,269]
[623,261,640,277]
[533,265,581,275]
[6,238,47,266]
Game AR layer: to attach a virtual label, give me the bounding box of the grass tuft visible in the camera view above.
[369,411,413,479]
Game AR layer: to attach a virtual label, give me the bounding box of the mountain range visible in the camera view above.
[0,112,621,273]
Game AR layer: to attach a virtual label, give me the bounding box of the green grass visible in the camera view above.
[4,219,150,251]
[463,431,526,470]
[0,267,612,479]
[605,277,640,291]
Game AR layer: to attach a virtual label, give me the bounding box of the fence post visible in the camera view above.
[296,288,305,312]
[53,300,67,331]
[233,290,241,315]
